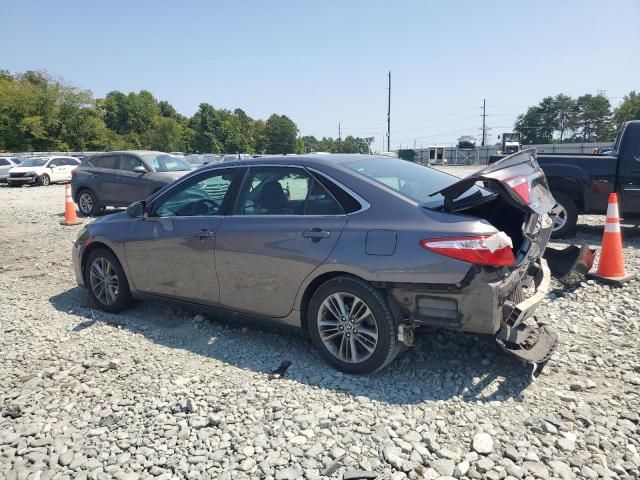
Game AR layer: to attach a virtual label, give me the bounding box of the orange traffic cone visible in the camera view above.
[60,184,82,226]
[589,193,635,285]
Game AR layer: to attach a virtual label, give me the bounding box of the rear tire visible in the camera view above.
[308,276,402,374]
[77,189,99,217]
[37,174,50,186]
[84,248,132,313]
[551,192,578,238]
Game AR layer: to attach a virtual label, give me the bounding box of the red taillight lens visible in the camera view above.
[420,232,516,266]
[504,175,531,205]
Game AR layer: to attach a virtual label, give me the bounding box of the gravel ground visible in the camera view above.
[1,183,639,480]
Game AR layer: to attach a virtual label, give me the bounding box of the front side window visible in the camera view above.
[141,153,191,172]
[119,156,144,171]
[235,167,344,216]
[153,169,239,217]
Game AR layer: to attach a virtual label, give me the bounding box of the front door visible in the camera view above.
[118,154,152,205]
[215,166,347,317]
[618,132,640,214]
[124,168,242,304]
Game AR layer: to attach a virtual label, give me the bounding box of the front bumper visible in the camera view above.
[72,235,87,288]
[7,176,36,185]
[389,258,551,335]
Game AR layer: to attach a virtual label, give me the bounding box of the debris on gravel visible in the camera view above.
[1,183,639,480]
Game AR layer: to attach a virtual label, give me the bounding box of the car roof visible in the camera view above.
[90,150,172,156]
[198,153,383,170]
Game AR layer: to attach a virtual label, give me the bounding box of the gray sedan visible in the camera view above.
[73,152,560,374]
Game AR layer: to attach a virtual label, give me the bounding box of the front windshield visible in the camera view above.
[342,157,491,208]
[18,158,48,167]
[143,154,192,172]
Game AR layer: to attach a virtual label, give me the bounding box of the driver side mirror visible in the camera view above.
[133,165,147,174]
[127,201,146,218]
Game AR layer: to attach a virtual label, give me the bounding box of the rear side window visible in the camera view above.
[314,173,362,214]
[90,155,118,170]
[0,159,9,166]
[62,158,79,166]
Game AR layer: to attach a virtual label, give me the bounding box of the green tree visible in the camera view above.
[614,91,640,128]
[574,94,613,141]
[265,114,298,154]
[189,103,223,153]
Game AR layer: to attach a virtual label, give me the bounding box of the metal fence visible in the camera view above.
[412,142,614,166]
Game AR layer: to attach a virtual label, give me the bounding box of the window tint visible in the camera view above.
[153,170,238,217]
[0,159,8,166]
[119,156,144,171]
[92,155,118,170]
[314,173,362,214]
[49,159,61,167]
[235,167,343,216]
[62,158,79,166]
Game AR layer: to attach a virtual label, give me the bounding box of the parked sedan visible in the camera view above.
[71,151,192,216]
[7,156,80,186]
[73,152,561,374]
[0,157,22,183]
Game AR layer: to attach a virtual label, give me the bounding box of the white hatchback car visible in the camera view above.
[7,156,81,187]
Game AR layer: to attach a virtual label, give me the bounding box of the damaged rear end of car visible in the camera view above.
[390,149,591,372]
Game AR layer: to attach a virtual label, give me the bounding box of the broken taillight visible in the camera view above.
[504,175,531,205]
[420,232,516,266]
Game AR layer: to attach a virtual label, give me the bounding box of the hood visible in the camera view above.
[431,149,556,216]
[10,165,47,173]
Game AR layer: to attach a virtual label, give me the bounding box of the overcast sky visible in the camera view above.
[2,0,639,151]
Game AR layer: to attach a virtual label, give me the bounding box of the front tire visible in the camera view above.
[308,276,401,374]
[37,174,50,186]
[77,189,99,217]
[85,248,132,313]
[551,192,578,238]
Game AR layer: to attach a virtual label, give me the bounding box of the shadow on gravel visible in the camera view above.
[49,287,534,406]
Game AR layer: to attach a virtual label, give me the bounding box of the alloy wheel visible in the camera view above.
[40,175,50,186]
[317,292,379,364]
[89,257,119,305]
[553,205,567,231]
[79,192,94,215]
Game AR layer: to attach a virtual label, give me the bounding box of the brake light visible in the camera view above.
[504,175,531,205]
[420,232,516,266]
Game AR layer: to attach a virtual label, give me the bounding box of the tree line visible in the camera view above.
[0,70,370,154]
[514,92,640,144]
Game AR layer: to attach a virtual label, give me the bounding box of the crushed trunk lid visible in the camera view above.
[430,148,556,216]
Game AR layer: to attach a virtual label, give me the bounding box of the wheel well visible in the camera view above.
[299,271,367,334]
[81,242,116,282]
[75,186,91,203]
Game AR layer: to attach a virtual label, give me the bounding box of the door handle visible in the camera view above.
[193,229,216,238]
[302,228,331,240]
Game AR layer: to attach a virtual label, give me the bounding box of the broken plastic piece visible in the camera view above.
[320,454,345,477]
[543,242,596,285]
[268,360,291,380]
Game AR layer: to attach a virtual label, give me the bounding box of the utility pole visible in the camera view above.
[387,71,391,151]
[481,98,486,147]
[338,122,341,152]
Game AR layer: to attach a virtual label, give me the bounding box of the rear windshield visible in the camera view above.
[142,154,192,172]
[342,157,491,208]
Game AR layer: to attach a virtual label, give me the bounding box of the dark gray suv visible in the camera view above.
[71,151,192,216]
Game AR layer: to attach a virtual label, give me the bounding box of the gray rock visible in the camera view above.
[472,433,494,454]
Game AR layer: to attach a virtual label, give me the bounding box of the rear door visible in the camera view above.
[215,166,347,317]
[124,167,243,304]
[60,158,80,181]
[0,158,10,178]
[90,155,120,204]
